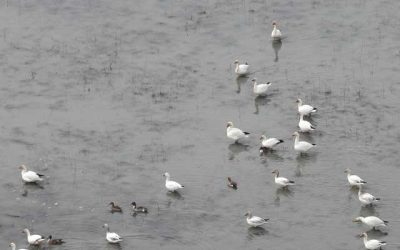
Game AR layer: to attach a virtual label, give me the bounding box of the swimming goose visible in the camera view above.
[271,21,282,40]
[226,122,250,144]
[47,235,65,245]
[296,99,317,116]
[109,202,122,213]
[272,170,294,188]
[18,165,44,183]
[260,135,284,150]
[103,224,123,243]
[131,202,148,213]
[359,232,386,250]
[345,168,367,186]
[358,186,380,206]
[252,78,271,96]
[234,60,249,76]
[245,211,269,227]
[292,132,315,153]
[353,216,388,231]
[9,242,27,250]
[227,177,238,190]
[163,172,184,192]
[298,114,315,132]
[23,228,44,245]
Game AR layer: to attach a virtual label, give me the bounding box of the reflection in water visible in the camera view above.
[166,191,183,200]
[272,40,282,62]
[359,205,376,217]
[260,149,284,161]
[22,183,44,197]
[274,187,294,205]
[228,143,249,160]
[235,76,249,94]
[247,226,267,239]
[254,96,271,114]
[295,152,317,164]
[106,243,122,250]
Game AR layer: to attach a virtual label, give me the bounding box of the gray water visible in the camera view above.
[1,0,400,249]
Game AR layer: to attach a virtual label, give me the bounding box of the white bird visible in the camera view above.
[260,135,284,151]
[245,211,269,227]
[18,165,44,183]
[252,78,271,96]
[272,169,294,188]
[360,232,386,250]
[9,242,27,250]
[296,98,317,116]
[226,121,249,144]
[163,172,184,192]
[358,186,380,206]
[298,114,315,132]
[103,224,123,243]
[271,21,282,40]
[345,168,367,186]
[292,131,315,153]
[353,216,388,231]
[23,228,44,245]
[234,60,249,76]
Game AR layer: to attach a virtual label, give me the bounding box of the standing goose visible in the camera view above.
[163,172,184,192]
[103,224,123,243]
[296,98,317,116]
[260,135,284,150]
[358,186,380,206]
[298,114,315,132]
[252,78,271,96]
[9,242,27,250]
[234,60,250,76]
[292,132,315,153]
[18,165,44,183]
[359,232,386,250]
[353,216,388,231]
[131,202,148,213]
[345,168,367,186]
[226,122,250,144]
[23,228,45,245]
[245,211,269,227]
[271,170,294,188]
[271,21,282,40]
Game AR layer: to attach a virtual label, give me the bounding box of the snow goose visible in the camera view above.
[227,177,238,190]
[345,168,367,186]
[103,224,123,243]
[18,165,44,183]
[252,78,271,96]
[296,98,317,116]
[353,216,388,231]
[298,114,315,132]
[245,211,269,227]
[260,135,284,151]
[23,228,44,245]
[9,242,27,250]
[226,122,249,144]
[234,60,249,76]
[109,202,122,213]
[358,186,380,206]
[272,169,295,188]
[271,21,282,40]
[131,202,148,213]
[359,232,386,250]
[292,131,315,153]
[163,172,184,192]
[47,235,65,245]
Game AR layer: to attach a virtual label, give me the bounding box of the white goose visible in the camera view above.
[345,168,367,186]
[244,211,269,227]
[103,224,123,243]
[260,135,284,150]
[18,165,44,183]
[358,186,380,206]
[226,122,249,144]
[272,169,294,188]
[353,216,388,230]
[9,242,27,250]
[252,78,271,96]
[163,172,184,192]
[292,132,315,153]
[296,98,317,116]
[360,232,386,250]
[234,60,249,76]
[298,114,315,132]
[271,21,282,40]
[23,228,44,245]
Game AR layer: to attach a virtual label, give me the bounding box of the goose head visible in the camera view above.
[272,169,279,177]
[226,122,234,128]
[344,168,351,174]
[244,211,252,217]
[163,172,170,178]
[260,135,267,140]
[18,165,27,171]
[352,217,363,223]
[234,60,239,65]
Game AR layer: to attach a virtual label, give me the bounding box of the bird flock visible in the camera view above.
[9,21,389,250]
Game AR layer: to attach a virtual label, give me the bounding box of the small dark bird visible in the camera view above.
[131,202,148,213]
[47,235,65,245]
[109,202,122,213]
[227,177,238,190]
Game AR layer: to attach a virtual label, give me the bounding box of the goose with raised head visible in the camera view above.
[234,60,249,76]
[359,232,386,250]
[163,172,184,192]
[271,21,282,40]
[226,121,250,144]
[292,132,315,153]
[245,211,269,227]
[252,78,271,96]
[103,224,123,243]
[358,186,380,206]
[272,169,295,188]
[18,165,44,183]
[298,114,315,132]
[23,228,44,245]
[296,98,317,116]
[345,168,367,186]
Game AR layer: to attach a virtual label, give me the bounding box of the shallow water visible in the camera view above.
[1,0,400,249]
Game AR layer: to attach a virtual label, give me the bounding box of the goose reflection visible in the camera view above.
[235,76,248,94]
[272,40,282,62]
[254,96,271,114]
[247,226,267,239]
[274,186,294,204]
[228,143,249,160]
